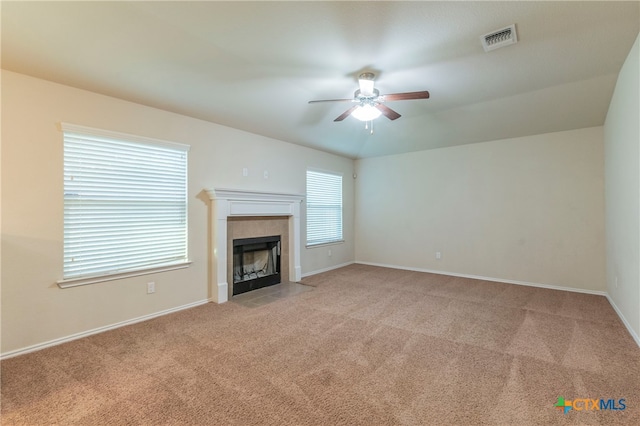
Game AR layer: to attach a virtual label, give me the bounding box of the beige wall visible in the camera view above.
[1,71,355,355]
[355,127,606,292]
[604,34,640,342]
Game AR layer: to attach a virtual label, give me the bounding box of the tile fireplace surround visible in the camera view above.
[206,189,304,303]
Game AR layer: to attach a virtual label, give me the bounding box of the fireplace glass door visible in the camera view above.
[232,235,281,295]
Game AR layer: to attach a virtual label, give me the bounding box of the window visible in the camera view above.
[61,123,189,286]
[306,169,343,246]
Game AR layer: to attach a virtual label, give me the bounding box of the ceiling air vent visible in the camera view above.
[481,24,518,52]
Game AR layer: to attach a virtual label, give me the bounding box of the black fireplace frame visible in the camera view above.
[232,235,281,296]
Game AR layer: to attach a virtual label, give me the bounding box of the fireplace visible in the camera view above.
[233,235,281,295]
[206,189,304,303]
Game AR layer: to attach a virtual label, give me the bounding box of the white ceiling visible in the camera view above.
[2,1,638,159]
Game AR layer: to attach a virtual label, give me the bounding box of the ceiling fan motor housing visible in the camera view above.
[358,72,377,97]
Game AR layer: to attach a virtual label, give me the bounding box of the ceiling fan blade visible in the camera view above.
[382,91,430,101]
[334,105,359,122]
[308,98,354,104]
[376,104,401,120]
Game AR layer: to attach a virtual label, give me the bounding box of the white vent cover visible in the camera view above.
[481,24,518,52]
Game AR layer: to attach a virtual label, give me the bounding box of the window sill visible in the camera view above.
[306,240,344,249]
[57,261,192,289]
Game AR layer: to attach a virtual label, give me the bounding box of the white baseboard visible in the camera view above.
[605,295,640,347]
[301,261,355,278]
[0,299,210,360]
[355,261,607,295]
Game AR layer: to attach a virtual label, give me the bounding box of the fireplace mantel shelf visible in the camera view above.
[206,188,305,204]
[206,188,304,303]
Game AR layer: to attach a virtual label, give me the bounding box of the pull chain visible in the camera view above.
[364,120,374,135]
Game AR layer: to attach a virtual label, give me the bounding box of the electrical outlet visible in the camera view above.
[435,251,442,260]
[147,282,155,294]
[328,249,332,257]
[263,170,269,179]
[242,167,248,177]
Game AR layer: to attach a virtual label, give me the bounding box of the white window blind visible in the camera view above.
[306,170,343,246]
[62,124,189,282]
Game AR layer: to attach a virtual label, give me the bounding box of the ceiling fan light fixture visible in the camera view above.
[351,104,381,121]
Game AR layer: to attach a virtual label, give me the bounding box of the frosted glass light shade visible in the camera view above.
[351,104,381,121]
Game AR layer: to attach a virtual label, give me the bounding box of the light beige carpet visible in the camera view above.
[2,264,639,425]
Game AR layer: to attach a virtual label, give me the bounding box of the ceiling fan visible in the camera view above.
[308,72,430,122]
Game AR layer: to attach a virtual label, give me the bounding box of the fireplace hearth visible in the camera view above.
[233,235,281,295]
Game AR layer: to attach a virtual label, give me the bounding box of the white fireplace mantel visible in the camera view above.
[206,188,304,303]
